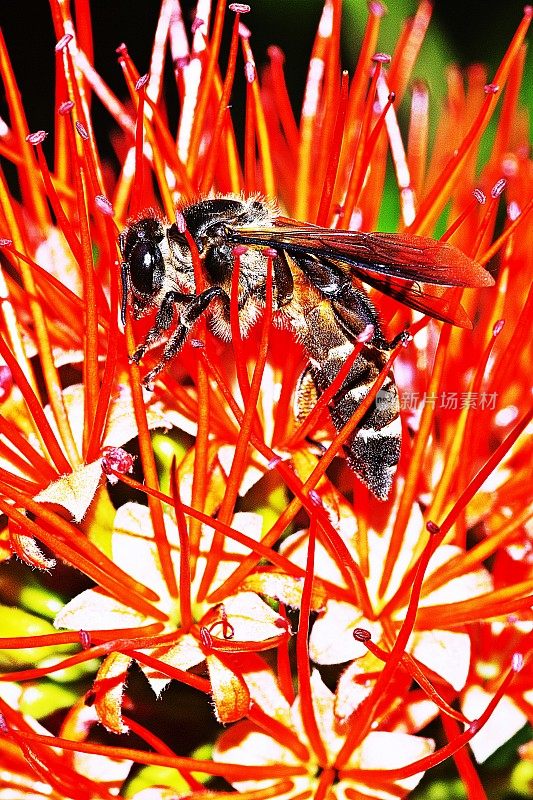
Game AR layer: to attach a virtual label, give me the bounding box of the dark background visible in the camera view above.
[1,1,530,165]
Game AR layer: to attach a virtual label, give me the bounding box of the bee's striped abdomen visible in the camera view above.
[297,305,401,500]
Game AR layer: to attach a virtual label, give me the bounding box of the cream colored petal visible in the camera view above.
[201,512,265,592]
[34,460,103,522]
[409,629,471,690]
[242,661,292,724]
[420,545,493,607]
[137,634,204,696]
[222,591,286,642]
[113,502,179,548]
[157,634,204,671]
[241,571,307,610]
[214,720,302,792]
[54,588,147,631]
[214,511,263,556]
[41,384,186,459]
[208,653,250,723]
[346,730,435,798]
[461,685,527,763]
[391,696,439,735]
[217,445,267,496]
[367,496,425,608]
[334,660,373,723]
[112,503,179,615]
[280,530,349,586]
[291,671,346,765]
[61,703,133,789]
[309,601,377,665]
[94,651,132,734]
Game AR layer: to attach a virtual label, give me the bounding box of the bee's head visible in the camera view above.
[119,216,167,323]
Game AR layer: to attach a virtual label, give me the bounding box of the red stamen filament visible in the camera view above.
[170,460,193,630]
[428,317,504,525]
[266,46,300,158]
[0,496,165,620]
[296,516,329,765]
[361,636,469,724]
[277,604,296,705]
[186,1,227,173]
[1,726,307,781]
[111,467,359,606]
[85,217,121,461]
[199,10,242,194]
[336,526,443,767]
[0,334,71,474]
[208,344,405,610]
[241,34,275,196]
[441,190,486,243]
[229,249,264,439]
[184,227,209,565]
[197,253,273,601]
[409,7,532,235]
[129,80,146,216]
[341,59,384,228]
[441,715,489,800]
[316,70,349,226]
[126,326,178,600]
[344,655,522,781]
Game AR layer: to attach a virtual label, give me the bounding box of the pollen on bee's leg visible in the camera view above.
[294,365,319,422]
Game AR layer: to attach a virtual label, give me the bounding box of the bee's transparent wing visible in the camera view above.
[226,224,493,328]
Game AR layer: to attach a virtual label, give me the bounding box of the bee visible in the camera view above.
[119,195,493,500]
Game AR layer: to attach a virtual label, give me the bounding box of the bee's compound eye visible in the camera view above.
[129,241,165,296]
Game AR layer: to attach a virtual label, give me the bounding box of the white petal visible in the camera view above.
[242,662,291,724]
[462,686,527,762]
[350,731,435,797]
[280,530,348,586]
[35,460,103,522]
[112,503,179,614]
[215,721,301,792]
[138,634,205,697]
[222,591,285,642]
[409,629,471,690]
[291,671,345,763]
[366,495,425,608]
[217,445,266,496]
[335,660,373,722]
[309,601,379,665]
[420,545,493,607]
[54,588,146,630]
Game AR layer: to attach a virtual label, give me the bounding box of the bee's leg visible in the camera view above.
[141,287,229,386]
[120,263,129,326]
[273,251,294,307]
[372,329,411,350]
[294,364,319,422]
[131,290,192,364]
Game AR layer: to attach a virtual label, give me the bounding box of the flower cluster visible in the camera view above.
[0,2,531,799]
